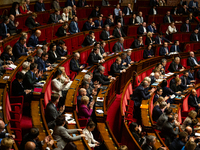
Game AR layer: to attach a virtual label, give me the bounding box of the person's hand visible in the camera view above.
[7,33,10,37]
[189,136,195,142]
[25,89,31,94]
[61,57,67,59]
[28,50,32,54]
[59,105,65,113]
[95,144,100,147]
[89,101,95,109]
[151,87,156,93]
[128,64,131,67]
[160,147,167,150]
[47,66,52,71]
[122,62,126,65]
[198,104,200,107]
[38,71,43,77]
[44,136,50,144]
[7,61,13,64]
[91,22,95,26]
[3,65,9,68]
[122,69,126,73]
[175,120,180,126]
[110,35,114,38]
[77,129,83,132]
[63,46,67,50]
[80,65,84,69]
[8,134,15,139]
[166,103,170,108]
[174,114,178,120]
[138,125,142,132]
[164,96,169,101]
[47,139,54,147]
[80,134,85,137]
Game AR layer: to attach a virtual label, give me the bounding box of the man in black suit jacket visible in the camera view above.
[0,17,10,39]
[180,19,192,32]
[104,14,115,27]
[137,22,147,35]
[70,52,84,73]
[190,29,200,41]
[159,42,170,56]
[187,51,200,67]
[169,132,188,150]
[153,101,167,122]
[89,6,101,18]
[122,4,133,15]
[113,22,126,38]
[34,0,46,12]
[7,15,20,35]
[130,35,144,48]
[100,25,114,40]
[168,57,184,72]
[180,71,192,89]
[45,93,65,129]
[112,37,125,52]
[48,10,63,24]
[141,135,157,150]
[87,47,104,66]
[27,30,41,48]
[23,63,42,89]
[82,31,97,47]
[163,11,174,23]
[56,40,67,56]
[110,57,126,77]
[82,17,95,31]
[37,53,52,72]
[155,32,171,44]
[178,4,188,15]
[55,22,69,37]
[188,89,200,110]
[25,13,40,29]
[150,72,160,85]
[93,66,111,85]
[170,40,180,52]
[77,0,89,7]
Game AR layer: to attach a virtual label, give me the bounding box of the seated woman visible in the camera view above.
[166,22,177,35]
[129,13,138,25]
[145,32,155,45]
[143,44,154,59]
[10,2,21,16]
[53,115,85,149]
[83,120,100,148]
[159,0,166,6]
[129,122,145,146]
[187,12,194,23]
[171,78,184,94]
[62,7,72,22]
[1,45,15,63]
[154,96,165,106]
[19,1,31,14]
[21,61,30,75]
[78,96,94,119]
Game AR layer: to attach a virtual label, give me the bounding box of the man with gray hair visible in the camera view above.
[161,58,167,75]
[100,24,114,40]
[77,88,87,107]
[121,53,131,67]
[168,57,184,72]
[70,52,84,73]
[141,135,157,150]
[34,49,43,62]
[187,51,200,67]
[112,37,125,52]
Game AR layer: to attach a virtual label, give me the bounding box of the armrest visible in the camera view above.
[10,96,24,104]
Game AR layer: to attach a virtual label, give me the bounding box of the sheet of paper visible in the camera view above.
[97,97,104,102]
[9,64,17,69]
[81,69,87,73]
[96,109,104,114]
[3,76,9,80]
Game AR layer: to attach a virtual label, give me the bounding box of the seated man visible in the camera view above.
[25,13,40,29]
[82,31,96,47]
[56,40,67,56]
[77,0,89,7]
[187,51,200,67]
[126,50,134,64]
[94,16,103,29]
[0,120,15,138]
[52,0,61,10]
[141,135,157,150]
[112,22,126,38]
[87,47,104,66]
[150,72,160,85]
[45,93,65,129]
[37,53,52,72]
[34,0,46,12]
[70,52,84,73]
[178,4,188,15]
[155,32,171,44]
[23,63,42,89]
[147,22,157,34]
[77,88,87,107]
[169,131,188,150]
[168,57,184,72]
[110,57,126,77]
[130,35,144,49]
[112,37,125,52]
[190,28,200,42]
[55,22,69,37]
[13,36,32,60]
[27,30,41,48]
[188,0,198,12]
[188,89,200,111]
[69,16,80,34]
[82,17,95,31]
[48,10,63,24]
[137,22,147,35]
[0,17,10,39]
[121,53,130,67]
[104,14,114,27]
[7,14,20,35]
[181,19,192,32]
[122,3,133,15]
[188,67,195,82]
[34,49,43,63]
[163,11,174,23]
[159,42,170,56]
[100,24,114,41]
[153,101,168,122]
[136,11,143,25]
[170,40,180,52]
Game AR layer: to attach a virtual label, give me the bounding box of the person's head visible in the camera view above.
[116,57,122,65]
[93,47,100,55]
[174,40,179,46]
[119,10,123,17]
[55,115,66,126]
[191,89,197,96]
[183,71,189,77]
[79,88,87,96]
[116,4,120,9]
[83,74,91,83]
[189,12,193,17]
[185,126,192,135]
[98,65,105,75]
[4,45,13,55]
[16,71,25,83]
[132,13,136,19]
[105,24,110,31]
[19,36,27,45]
[118,145,128,150]
[89,30,94,37]
[58,66,66,75]
[171,22,175,27]
[119,37,124,44]
[38,0,43,3]
[98,15,102,21]
[51,93,60,104]
[63,7,69,14]
[36,49,43,57]
[54,9,60,15]
[186,18,189,24]
[138,35,143,42]
[194,28,199,34]
[190,67,195,73]
[146,135,156,147]
[25,141,36,150]
[183,4,187,9]
[21,1,27,7]
[143,77,151,86]
[190,51,195,57]
[73,16,78,22]
[163,42,168,48]
[127,3,131,8]
[141,80,149,88]
[30,63,38,71]
[168,115,175,123]
[147,44,152,50]
[50,43,56,51]
[179,131,188,143]
[159,32,163,38]
[129,122,139,133]
[58,40,65,48]
[108,14,113,19]
[32,13,37,19]
[95,6,99,11]
[9,14,15,21]
[41,53,48,61]
[29,128,39,139]
[175,78,181,85]
[154,72,160,79]
[27,56,34,63]
[42,45,48,53]
[81,96,90,105]
[127,50,132,56]
[74,52,80,60]
[22,61,30,71]
[63,22,68,29]
[165,107,173,115]
[147,32,153,38]
[156,87,163,95]
[138,11,142,16]
[94,42,100,48]
[54,69,62,79]
[185,141,197,150]
[188,110,197,119]
[166,11,170,16]
[21,32,28,39]
[100,41,106,48]
[86,120,96,131]
[35,30,41,38]
[142,22,146,27]
[156,97,165,105]
[26,0,30,4]
[0,120,5,133]
[88,17,93,23]
[0,137,14,150]
[174,57,180,64]
[160,101,167,109]
[72,4,76,10]
[121,53,127,60]
[116,22,122,29]
[161,58,167,66]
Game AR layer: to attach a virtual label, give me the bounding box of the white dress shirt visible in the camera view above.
[83,128,97,148]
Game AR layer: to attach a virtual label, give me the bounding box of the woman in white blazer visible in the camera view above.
[62,6,72,22]
[166,22,177,35]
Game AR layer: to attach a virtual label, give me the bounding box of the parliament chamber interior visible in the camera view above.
[1,0,200,149]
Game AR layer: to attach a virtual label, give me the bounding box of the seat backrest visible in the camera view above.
[44,77,52,107]
[127,26,138,36]
[183,95,189,112]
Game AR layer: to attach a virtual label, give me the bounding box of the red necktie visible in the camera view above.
[118,28,122,37]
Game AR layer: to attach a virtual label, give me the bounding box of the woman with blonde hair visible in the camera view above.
[181,110,199,130]
[0,137,15,150]
[166,22,177,35]
[78,96,94,119]
[145,32,155,45]
[19,1,31,14]
[21,61,30,74]
[154,96,165,107]
[62,6,72,22]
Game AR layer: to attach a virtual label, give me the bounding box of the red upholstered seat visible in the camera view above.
[109,39,118,53]
[63,38,72,54]
[101,7,115,17]
[182,95,195,117]
[134,75,141,87]
[134,50,143,62]
[78,19,87,31]
[44,77,52,108]
[76,8,87,19]
[159,24,170,34]
[141,72,146,81]
[127,26,138,36]
[53,24,63,38]
[184,43,193,52]
[181,58,188,69]
[124,38,135,49]
[78,118,88,129]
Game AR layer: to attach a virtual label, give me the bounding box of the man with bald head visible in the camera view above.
[185,126,193,137]
[150,72,160,85]
[7,14,20,35]
[187,51,200,67]
[188,89,200,111]
[77,88,87,107]
[25,142,36,150]
[27,30,42,48]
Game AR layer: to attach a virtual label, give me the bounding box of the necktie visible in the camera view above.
[4,24,7,34]
[165,48,168,54]
[106,31,110,38]
[159,38,162,44]
[184,77,187,85]
[120,44,123,51]
[196,34,199,41]
[118,28,122,37]
[75,60,79,68]
[11,21,15,26]
[175,46,177,52]
[176,65,178,70]
[168,16,171,23]
[74,22,78,32]
[22,46,25,53]
[55,15,58,22]
[186,24,189,32]
[151,26,153,32]
[194,96,198,105]
[99,21,101,26]
[192,57,198,65]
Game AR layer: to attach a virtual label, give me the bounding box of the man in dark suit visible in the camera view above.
[48,10,63,24]
[72,5,77,16]
[104,14,115,27]
[25,13,40,29]
[161,115,180,146]
[89,6,101,18]
[112,37,125,52]
[82,31,96,47]
[45,93,65,129]
[170,40,180,52]
[116,11,125,26]
[77,0,89,7]
[69,16,80,34]
[56,40,67,56]
[130,35,144,48]
[188,0,198,13]
[137,22,147,35]
[93,65,111,85]
[169,132,188,150]
[150,0,159,6]
[163,11,174,23]
[37,53,52,72]
[55,22,69,37]
[34,0,46,12]
[147,22,157,33]
[188,89,200,111]
[157,108,173,130]
[141,135,157,150]
[180,19,192,32]
[0,17,10,39]
[178,4,188,15]
[170,73,179,89]
[13,36,32,60]
[77,88,87,107]
[148,6,157,15]
[190,28,200,41]
[122,3,133,15]
[87,47,104,66]
[188,67,195,83]
[66,0,76,7]
[155,32,171,44]
[110,57,126,76]
[168,57,184,72]
[70,52,84,73]
[0,120,15,139]
[82,17,95,31]
[120,53,130,67]
[100,25,114,40]
[187,51,200,67]
[23,63,42,89]
[126,50,134,64]
[159,42,170,56]
[150,72,160,85]
[180,71,192,89]
[27,30,41,48]
[153,101,168,122]
[113,22,126,38]
[7,14,20,35]
[94,16,103,29]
